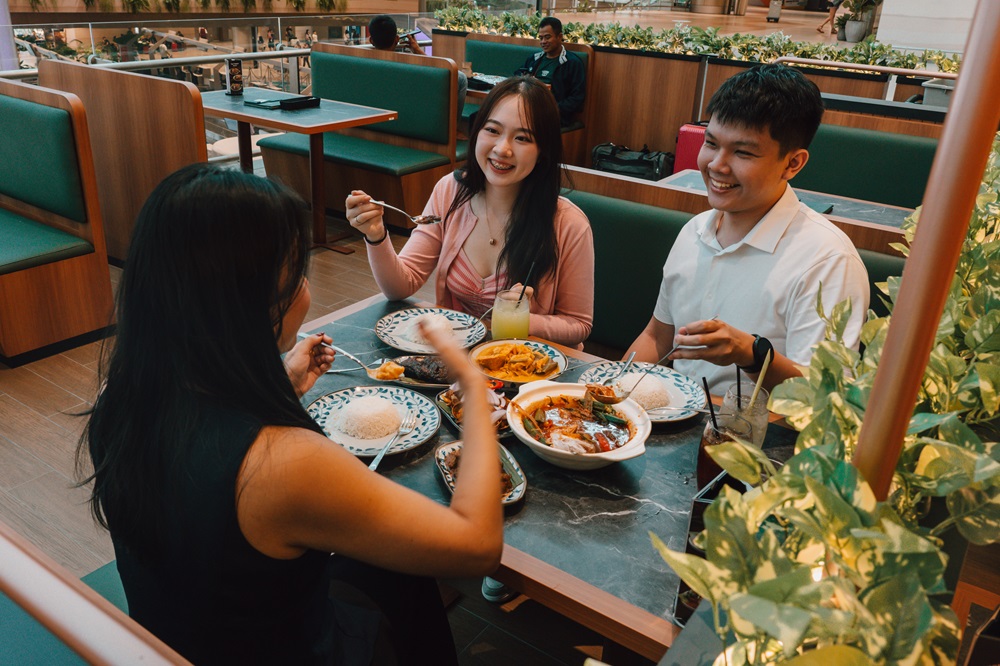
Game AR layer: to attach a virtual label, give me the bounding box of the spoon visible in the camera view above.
[371,199,441,226]
[593,315,721,404]
[586,352,637,404]
[296,333,388,380]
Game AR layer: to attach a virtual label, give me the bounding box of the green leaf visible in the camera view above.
[706,437,776,486]
[937,413,985,453]
[976,362,1000,415]
[650,532,731,603]
[769,377,816,429]
[860,572,933,664]
[729,591,813,658]
[964,309,1000,353]
[945,484,1000,545]
[907,412,956,435]
[828,296,854,342]
[912,438,1000,496]
[781,645,872,666]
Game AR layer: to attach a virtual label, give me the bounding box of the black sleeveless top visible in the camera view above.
[113,404,337,664]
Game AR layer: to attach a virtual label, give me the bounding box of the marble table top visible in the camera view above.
[300,298,797,627]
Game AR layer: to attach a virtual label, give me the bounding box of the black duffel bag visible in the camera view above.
[591,143,674,181]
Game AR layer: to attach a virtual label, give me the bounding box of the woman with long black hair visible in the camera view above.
[346,75,594,348]
[79,163,502,665]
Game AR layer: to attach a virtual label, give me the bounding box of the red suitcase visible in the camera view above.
[674,122,706,174]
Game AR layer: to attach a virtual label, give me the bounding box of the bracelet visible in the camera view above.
[365,229,388,246]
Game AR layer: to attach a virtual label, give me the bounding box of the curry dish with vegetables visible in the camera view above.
[516,395,633,454]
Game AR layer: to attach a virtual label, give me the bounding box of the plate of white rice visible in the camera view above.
[578,362,706,422]
[375,308,486,354]
[306,386,440,457]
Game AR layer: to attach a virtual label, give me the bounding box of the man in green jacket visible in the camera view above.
[515,17,586,127]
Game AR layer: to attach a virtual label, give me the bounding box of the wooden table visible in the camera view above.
[201,89,397,254]
[300,295,797,662]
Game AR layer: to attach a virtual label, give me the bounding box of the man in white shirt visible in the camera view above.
[627,64,869,394]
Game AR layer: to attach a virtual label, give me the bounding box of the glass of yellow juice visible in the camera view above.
[491,289,530,339]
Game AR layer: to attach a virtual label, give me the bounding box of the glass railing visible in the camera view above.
[2,11,526,158]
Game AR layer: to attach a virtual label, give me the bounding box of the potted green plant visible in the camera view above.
[653,132,1000,664]
[834,14,849,41]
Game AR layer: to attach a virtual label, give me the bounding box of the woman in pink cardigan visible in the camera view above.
[345,76,594,348]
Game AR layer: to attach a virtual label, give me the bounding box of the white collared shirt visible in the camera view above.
[652,184,869,394]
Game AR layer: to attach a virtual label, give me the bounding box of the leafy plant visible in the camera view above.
[121,0,150,12]
[771,132,1000,546]
[654,440,960,665]
[434,8,963,74]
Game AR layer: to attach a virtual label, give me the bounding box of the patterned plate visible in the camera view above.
[375,308,486,354]
[306,385,440,457]
[435,440,527,505]
[435,388,513,438]
[578,362,706,422]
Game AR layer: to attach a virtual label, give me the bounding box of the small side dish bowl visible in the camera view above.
[506,380,651,470]
[468,339,567,390]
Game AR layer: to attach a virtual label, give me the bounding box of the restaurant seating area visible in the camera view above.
[260,42,462,223]
[4,4,1000,664]
[0,78,114,359]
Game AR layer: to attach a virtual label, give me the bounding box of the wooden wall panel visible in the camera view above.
[430,30,465,67]
[38,60,208,263]
[823,108,944,138]
[700,60,891,119]
[587,51,701,159]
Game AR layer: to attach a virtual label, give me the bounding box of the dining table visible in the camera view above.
[201,89,397,254]
[299,295,797,662]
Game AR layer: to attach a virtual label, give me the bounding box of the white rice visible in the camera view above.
[404,313,451,344]
[336,396,401,439]
[615,372,670,410]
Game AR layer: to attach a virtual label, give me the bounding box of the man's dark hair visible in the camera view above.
[538,16,563,34]
[706,63,824,155]
[368,15,397,50]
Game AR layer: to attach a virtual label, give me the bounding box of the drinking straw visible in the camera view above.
[517,261,536,303]
[703,377,718,430]
[736,366,742,403]
[749,350,772,409]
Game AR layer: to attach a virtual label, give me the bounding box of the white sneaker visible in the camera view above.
[481,576,515,603]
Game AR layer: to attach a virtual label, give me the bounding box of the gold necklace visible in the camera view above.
[483,206,499,246]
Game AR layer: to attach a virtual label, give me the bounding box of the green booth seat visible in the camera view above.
[0,210,94,276]
[0,561,127,665]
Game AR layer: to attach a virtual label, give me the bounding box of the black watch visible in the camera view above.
[739,334,773,374]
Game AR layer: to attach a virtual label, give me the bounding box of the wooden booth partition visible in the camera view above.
[698,57,891,121]
[38,60,208,264]
[430,29,466,67]
[586,48,702,161]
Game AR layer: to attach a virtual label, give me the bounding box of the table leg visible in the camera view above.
[308,133,354,255]
[237,121,253,174]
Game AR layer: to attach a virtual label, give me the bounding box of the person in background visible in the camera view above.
[817,0,845,34]
[345,76,594,349]
[626,63,869,395]
[514,17,585,127]
[367,14,468,127]
[81,163,503,665]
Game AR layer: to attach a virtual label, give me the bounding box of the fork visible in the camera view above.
[453,306,494,331]
[369,410,417,471]
[370,199,441,226]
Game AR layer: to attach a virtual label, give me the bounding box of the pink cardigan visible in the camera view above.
[366,174,595,347]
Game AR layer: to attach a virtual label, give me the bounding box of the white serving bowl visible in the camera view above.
[506,380,651,470]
